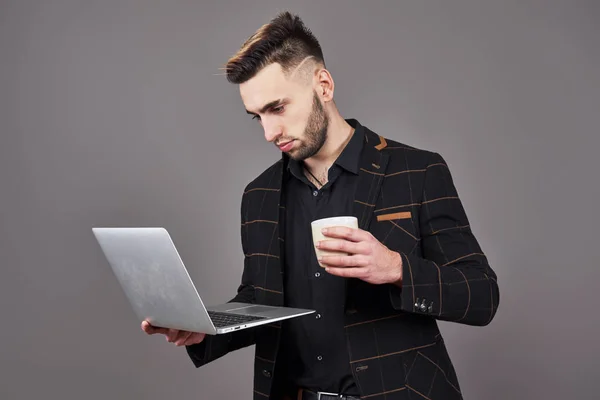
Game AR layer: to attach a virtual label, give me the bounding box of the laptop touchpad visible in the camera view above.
[230,305,273,315]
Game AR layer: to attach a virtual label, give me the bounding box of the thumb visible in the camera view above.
[141,320,168,335]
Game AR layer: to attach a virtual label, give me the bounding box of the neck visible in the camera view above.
[303,113,354,173]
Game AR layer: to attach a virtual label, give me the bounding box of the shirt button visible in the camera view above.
[313,190,318,196]
[317,355,323,361]
[315,313,322,319]
[314,272,321,277]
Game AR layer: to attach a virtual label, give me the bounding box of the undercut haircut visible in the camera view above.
[224,11,325,84]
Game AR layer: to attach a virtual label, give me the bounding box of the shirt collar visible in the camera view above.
[287,118,364,178]
[335,118,364,175]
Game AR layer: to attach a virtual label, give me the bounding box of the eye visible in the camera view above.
[251,114,261,121]
[272,105,284,114]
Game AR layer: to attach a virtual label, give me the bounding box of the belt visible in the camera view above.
[296,388,361,400]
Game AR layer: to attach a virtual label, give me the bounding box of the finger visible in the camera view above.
[171,330,187,344]
[321,226,369,242]
[141,320,168,335]
[165,328,180,343]
[174,331,193,346]
[183,333,206,346]
[141,320,152,333]
[324,266,368,279]
[317,239,367,255]
[319,254,368,268]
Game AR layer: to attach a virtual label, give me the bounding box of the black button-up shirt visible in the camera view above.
[278,119,364,396]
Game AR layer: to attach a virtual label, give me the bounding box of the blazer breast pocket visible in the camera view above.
[376,211,412,222]
[373,211,420,255]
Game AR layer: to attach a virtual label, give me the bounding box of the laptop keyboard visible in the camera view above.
[207,310,267,328]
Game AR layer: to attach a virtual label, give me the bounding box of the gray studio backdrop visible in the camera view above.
[1,1,598,399]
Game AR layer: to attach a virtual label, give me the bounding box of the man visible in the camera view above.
[142,11,499,400]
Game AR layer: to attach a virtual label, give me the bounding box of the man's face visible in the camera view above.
[240,63,329,161]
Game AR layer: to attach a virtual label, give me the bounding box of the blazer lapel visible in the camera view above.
[352,127,390,232]
[346,127,390,313]
[250,157,286,306]
[277,156,287,280]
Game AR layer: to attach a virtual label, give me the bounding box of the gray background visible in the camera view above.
[1,0,598,399]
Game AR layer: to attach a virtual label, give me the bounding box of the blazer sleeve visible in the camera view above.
[186,190,258,367]
[389,152,500,326]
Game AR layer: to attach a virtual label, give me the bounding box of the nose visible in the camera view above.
[262,119,282,143]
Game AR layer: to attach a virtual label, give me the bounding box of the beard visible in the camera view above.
[288,91,329,161]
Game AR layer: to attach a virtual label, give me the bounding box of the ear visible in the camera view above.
[315,68,334,102]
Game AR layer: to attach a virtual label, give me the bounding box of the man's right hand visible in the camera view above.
[141,320,206,347]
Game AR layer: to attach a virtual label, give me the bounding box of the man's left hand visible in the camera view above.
[317,226,403,286]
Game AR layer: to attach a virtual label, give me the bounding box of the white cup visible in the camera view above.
[311,216,359,267]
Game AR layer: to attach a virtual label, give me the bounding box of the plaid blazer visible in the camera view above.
[187,120,499,400]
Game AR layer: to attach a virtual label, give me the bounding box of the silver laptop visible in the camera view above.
[92,227,314,335]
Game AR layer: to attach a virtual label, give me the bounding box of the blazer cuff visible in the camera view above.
[186,340,209,368]
[389,252,440,317]
[185,333,231,368]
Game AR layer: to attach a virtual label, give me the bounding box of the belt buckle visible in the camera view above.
[317,391,342,399]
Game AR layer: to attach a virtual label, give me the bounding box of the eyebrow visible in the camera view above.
[245,98,288,115]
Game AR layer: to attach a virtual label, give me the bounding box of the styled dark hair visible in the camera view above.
[224,11,325,84]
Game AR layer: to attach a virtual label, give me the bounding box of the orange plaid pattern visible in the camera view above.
[187,121,499,400]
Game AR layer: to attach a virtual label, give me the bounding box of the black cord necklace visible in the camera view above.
[304,166,324,188]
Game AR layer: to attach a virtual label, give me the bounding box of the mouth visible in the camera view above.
[277,140,295,152]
